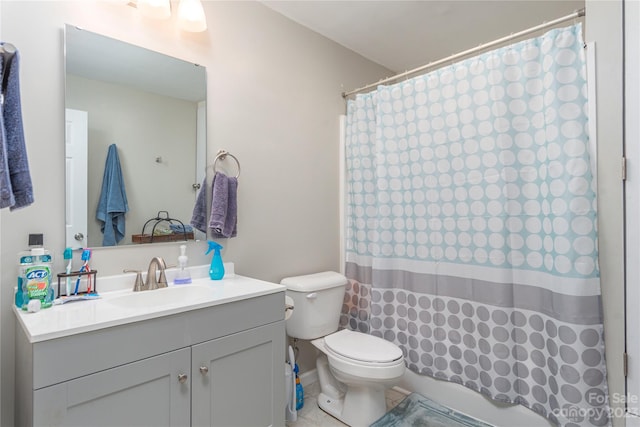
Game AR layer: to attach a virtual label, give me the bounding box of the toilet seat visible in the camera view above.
[315,330,406,381]
[324,329,403,364]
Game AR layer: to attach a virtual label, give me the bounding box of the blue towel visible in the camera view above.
[96,144,128,246]
[190,177,207,233]
[170,223,193,233]
[0,46,33,210]
[209,172,237,238]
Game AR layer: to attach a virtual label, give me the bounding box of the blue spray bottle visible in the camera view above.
[205,241,224,280]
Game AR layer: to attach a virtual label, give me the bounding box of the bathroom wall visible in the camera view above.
[0,1,391,424]
[66,74,198,247]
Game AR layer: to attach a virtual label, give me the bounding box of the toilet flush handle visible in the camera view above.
[306,292,317,300]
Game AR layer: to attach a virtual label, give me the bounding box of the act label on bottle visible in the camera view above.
[25,266,52,307]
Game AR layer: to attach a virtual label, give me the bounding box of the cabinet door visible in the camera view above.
[192,321,285,427]
[33,348,190,427]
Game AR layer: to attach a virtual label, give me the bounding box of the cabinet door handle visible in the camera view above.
[200,366,209,375]
[178,373,188,384]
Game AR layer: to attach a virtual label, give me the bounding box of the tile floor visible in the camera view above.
[286,381,408,427]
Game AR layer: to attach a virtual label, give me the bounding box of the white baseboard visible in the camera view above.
[300,368,319,388]
[298,368,411,398]
[391,385,411,396]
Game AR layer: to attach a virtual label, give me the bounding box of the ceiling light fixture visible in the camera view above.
[177,0,208,33]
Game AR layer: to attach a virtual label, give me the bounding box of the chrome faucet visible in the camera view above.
[145,257,168,290]
[124,257,168,292]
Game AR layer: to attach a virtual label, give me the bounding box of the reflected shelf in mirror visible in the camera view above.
[131,211,195,244]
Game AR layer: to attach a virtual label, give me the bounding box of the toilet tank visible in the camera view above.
[281,271,348,340]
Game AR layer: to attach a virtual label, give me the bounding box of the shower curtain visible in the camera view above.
[343,24,609,427]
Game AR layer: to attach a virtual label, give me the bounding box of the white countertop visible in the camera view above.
[14,267,285,343]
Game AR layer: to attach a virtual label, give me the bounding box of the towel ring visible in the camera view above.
[212,150,240,179]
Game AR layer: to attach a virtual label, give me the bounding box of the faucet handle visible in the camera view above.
[123,269,145,292]
[157,269,168,288]
[156,258,168,289]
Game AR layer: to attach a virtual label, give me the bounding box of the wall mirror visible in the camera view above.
[64,25,207,248]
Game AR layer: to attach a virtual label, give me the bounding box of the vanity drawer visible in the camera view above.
[25,292,284,390]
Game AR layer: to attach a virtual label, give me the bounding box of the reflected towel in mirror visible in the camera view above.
[96,144,128,246]
[190,177,207,233]
[170,223,193,233]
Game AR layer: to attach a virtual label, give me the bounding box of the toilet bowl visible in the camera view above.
[281,272,406,427]
[312,329,405,426]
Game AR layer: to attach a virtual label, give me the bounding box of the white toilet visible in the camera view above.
[282,271,405,427]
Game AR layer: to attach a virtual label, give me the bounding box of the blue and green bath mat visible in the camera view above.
[371,393,493,427]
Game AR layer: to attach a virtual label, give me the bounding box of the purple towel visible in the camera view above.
[209,172,238,238]
[1,46,33,210]
[190,177,207,234]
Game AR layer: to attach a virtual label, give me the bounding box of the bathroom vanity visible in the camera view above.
[14,273,285,427]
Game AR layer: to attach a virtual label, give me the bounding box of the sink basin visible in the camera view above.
[106,285,214,309]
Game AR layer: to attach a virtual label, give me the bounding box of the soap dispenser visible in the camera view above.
[174,245,192,285]
[205,241,224,280]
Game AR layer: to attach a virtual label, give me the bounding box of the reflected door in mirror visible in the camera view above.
[65,109,88,248]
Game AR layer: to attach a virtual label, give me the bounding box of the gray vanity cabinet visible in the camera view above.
[192,322,283,426]
[15,292,285,427]
[32,348,191,426]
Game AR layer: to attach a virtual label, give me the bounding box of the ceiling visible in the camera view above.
[262,0,585,73]
[66,2,585,100]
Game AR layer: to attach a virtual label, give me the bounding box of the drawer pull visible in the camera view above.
[178,374,188,384]
[200,366,209,375]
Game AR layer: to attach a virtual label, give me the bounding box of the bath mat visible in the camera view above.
[370,393,493,427]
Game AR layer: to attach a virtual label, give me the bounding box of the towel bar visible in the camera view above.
[212,149,240,179]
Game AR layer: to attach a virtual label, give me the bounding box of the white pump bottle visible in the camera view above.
[174,245,192,284]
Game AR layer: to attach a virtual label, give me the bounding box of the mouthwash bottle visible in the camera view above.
[18,247,54,310]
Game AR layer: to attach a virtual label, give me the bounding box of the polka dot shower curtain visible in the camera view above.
[342,24,609,427]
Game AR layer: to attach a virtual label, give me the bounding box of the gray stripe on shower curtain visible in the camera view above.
[345,262,603,325]
[341,274,608,426]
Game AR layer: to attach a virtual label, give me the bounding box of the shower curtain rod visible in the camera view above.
[342,8,585,98]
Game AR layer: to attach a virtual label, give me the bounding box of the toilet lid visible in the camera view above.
[324,330,403,363]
